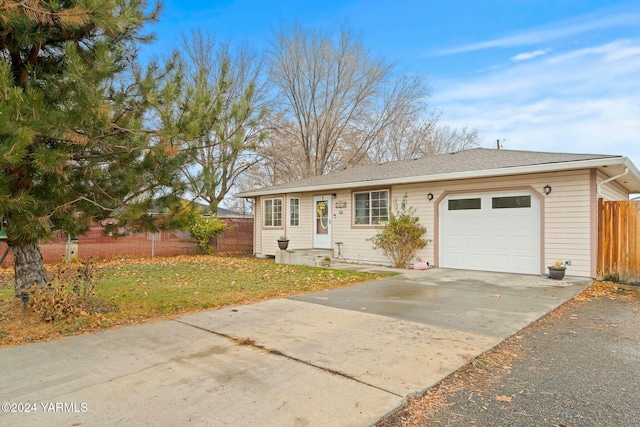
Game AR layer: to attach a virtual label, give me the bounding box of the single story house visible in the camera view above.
[235,148,640,278]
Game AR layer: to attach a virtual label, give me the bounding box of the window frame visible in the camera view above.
[289,197,300,227]
[352,189,390,227]
[263,197,283,228]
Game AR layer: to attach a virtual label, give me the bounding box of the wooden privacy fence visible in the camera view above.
[598,199,640,284]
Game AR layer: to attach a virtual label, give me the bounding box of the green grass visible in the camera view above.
[95,256,386,317]
[0,255,389,344]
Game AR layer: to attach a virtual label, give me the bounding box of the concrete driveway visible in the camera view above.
[0,268,589,427]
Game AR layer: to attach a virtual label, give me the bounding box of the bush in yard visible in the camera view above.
[189,215,228,254]
[28,260,114,323]
[371,194,428,268]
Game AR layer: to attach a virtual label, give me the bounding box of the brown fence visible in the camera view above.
[597,199,640,284]
[212,217,254,252]
[0,229,199,268]
[0,218,253,268]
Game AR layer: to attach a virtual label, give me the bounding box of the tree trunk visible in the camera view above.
[12,241,48,296]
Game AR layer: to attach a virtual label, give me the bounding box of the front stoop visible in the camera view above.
[275,248,336,267]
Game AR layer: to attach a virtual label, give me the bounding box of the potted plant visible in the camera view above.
[277,235,289,250]
[548,259,567,280]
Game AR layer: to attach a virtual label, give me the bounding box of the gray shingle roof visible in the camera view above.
[237,148,624,197]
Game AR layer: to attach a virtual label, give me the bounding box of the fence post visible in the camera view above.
[66,234,71,262]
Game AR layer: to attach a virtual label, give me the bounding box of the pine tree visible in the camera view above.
[0,1,186,294]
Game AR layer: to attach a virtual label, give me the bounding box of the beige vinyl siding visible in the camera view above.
[326,189,353,257]
[255,170,595,276]
[257,193,320,255]
[284,194,313,250]
[543,171,591,277]
[258,195,285,255]
[597,170,630,200]
[332,170,593,276]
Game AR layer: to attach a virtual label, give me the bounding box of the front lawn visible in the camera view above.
[0,255,387,346]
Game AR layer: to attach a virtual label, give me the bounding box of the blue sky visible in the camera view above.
[145,0,640,168]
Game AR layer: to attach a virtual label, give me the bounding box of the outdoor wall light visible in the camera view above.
[427,192,434,201]
[544,185,552,195]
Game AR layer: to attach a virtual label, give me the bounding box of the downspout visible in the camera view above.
[596,167,628,198]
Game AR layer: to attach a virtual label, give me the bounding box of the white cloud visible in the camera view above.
[432,40,640,168]
[548,40,640,64]
[511,49,550,62]
[435,12,639,55]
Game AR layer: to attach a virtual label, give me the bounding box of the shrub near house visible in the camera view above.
[371,195,428,268]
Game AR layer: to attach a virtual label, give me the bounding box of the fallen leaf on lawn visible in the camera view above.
[496,395,512,402]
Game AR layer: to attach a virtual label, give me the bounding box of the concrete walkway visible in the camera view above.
[0,267,589,427]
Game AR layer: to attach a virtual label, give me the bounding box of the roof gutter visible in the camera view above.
[596,167,629,198]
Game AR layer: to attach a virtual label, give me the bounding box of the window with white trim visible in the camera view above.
[354,190,389,225]
[264,198,282,227]
[289,198,300,226]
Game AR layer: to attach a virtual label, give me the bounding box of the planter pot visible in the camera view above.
[277,240,289,250]
[548,266,566,280]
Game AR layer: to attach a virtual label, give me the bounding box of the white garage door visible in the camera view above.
[439,192,540,274]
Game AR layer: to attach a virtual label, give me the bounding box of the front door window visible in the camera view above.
[316,200,329,235]
[313,195,332,249]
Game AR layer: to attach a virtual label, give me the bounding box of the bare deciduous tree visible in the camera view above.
[368,111,480,163]
[429,125,479,155]
[268,24,430,178]
[168,31,269,212]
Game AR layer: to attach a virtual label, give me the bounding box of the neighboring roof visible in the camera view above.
[236,148,640,197]
[216,207,252,218]
[216,207,239,216]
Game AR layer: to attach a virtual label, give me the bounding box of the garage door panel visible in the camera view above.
[440,192,540,275]
[465,254,486,269]
[511,255,537,271]
[467,235,485,250]
[487,254,509,266]
[512,216,537,230]
[487,236,509,251]
[511,235,537,251]
[465,216,485,229]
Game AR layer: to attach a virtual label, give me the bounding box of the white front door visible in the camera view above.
[313,195,332,249]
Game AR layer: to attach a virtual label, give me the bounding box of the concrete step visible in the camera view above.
[275,248,335,267]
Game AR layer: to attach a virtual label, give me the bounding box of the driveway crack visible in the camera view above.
[174,319,402,398]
